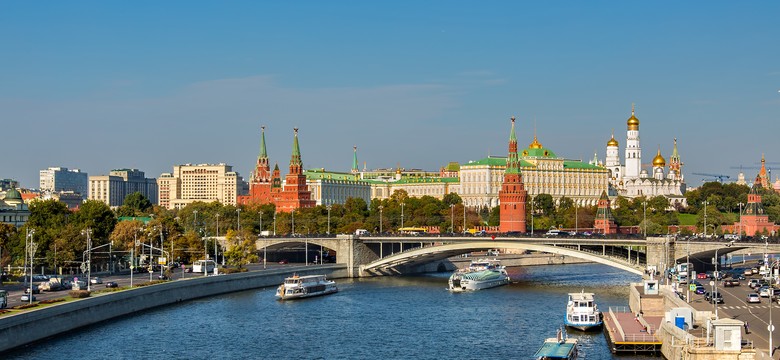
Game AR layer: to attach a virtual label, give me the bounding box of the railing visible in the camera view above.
[608,307,627,341]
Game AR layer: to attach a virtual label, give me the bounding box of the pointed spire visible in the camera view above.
[509,116,518,142]
[289,128,303,173]
[506,116,520,174]
[259,125,268,159]
[631,103,635,115]
[351,146,359,173]
[671,138,679,159]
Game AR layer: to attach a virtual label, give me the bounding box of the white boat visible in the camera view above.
[275,274,338,300]
[448,259,510,292]
[564,291,603,331]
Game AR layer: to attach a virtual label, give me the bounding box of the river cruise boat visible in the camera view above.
[534,328,578,359]
[448,259,510,292]
[564,291,603,331]
[275,274,338,300]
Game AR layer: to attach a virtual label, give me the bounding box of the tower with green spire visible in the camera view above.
[668,138,683,181]
[499,116,527,233]
[594,190,617,234]
[238,125,274,206]
[252,126,271,183]
[277,127,315,212]
[351,146,359,174]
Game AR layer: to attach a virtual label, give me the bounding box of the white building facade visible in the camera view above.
[88,169,158,207]
[157,164,242,210]
[39,167,88,199]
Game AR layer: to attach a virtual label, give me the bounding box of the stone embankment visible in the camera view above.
[0,265,347,353]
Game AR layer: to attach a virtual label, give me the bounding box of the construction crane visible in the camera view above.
[692,173,731,183]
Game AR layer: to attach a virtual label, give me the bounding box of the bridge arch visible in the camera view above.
[361,241,644,275]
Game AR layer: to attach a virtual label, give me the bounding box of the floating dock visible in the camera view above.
[602,307,663,354]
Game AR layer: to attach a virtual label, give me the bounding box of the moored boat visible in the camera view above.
[534,327,578,359]
[564,291,603,331]
[448,259,510,292]
[275,274,338,300]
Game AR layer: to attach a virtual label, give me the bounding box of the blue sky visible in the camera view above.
[2,2,779,189]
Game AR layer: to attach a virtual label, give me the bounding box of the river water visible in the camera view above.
[7,263,659,359]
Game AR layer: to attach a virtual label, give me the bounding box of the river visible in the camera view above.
[7,263,659,359]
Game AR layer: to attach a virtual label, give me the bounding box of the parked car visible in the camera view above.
[20,294,36,302]
[705,291,724,304]
[747,293,761,304]
[105,281,118,288]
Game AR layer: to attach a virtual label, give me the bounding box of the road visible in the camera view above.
[1,261,303,309]
[682,264,779,359]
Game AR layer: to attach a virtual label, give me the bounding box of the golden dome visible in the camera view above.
[528,135,543,149]
[627,104,639,130]
[652,148,666,167]
[607,135,619,147]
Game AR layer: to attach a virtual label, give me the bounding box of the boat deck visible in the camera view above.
[533,338,577,359]
[602,308,662,354]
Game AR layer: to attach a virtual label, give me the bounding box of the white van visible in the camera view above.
[724,234,739,241]
[545,229,561,237]
[355,229,369,236]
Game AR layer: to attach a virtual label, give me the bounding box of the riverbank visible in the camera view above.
[0,264,347,353]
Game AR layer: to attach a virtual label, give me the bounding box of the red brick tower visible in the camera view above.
[736,185,776,236]
[238,126,273,205]
[755,154,770,189]
[276,128,315,212]
[594,190,617,234]
[499,116,527,233]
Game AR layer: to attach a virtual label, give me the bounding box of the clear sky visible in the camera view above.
[2,2,779,189]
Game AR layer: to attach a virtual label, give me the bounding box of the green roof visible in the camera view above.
[563,160,604,170]
[521,147,558,158]
[304,169,360,181]
[444,162,460,171]
[462,156,534,168]
[118,216,152,224]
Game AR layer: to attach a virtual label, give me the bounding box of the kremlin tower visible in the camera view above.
[732,185,776,236]
[755,154,770,189]
[594,191,617,234]
[275,128,316,212]
[498,116,527,233]
[238,126,273,205]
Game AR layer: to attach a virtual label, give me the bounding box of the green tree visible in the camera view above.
[223,229,258,268]
[116,192,153,217]
[71,200,118,242]
[442,192,462,207]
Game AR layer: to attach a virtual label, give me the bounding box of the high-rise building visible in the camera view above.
[88,169,158,207]
[499,116,527,233]
[0,179,18,192]
[39,167,88,199]
[157,163,242,209]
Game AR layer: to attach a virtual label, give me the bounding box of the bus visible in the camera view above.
[192,260,216,274]
[398,227,427,235]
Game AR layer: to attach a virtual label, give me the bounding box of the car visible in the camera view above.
[184,267,193,273]
[105,281,118,288]
[749,279,761,288]
[696,273,708,279]
[752,267,760,274]
[90,277,102,284]
[20,294,36,302]
[759,286,774,298]
[747,293,761,303]
[704,291,724,304]
[695,285,706,294]
[745,268,755,276]
[157,275,169,280]
[278,259,289,264]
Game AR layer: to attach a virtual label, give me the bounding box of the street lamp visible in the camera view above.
[326,205,332,235]
[450,204,455,233]
[712,240,734,319]
[703,200,709,237]
[463,204,466,234]
[26,229,36,304]
[260,210,265,269]
[378,205,384,234]
[82,228,92,291]
[531,195,535,235]
[769,259,779,358]
[273,210,277,236]
[291,209,295,235]
[237,208,241,234]
[643,200,647,237]
[738,202,744,240]
[400,202,405,229]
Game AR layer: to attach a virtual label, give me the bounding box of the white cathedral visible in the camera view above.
[603,105,687,208]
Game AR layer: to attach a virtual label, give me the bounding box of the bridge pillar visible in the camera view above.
[646,236,674,275]
[335,235,379,277]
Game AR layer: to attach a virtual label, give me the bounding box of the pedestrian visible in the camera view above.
[744,321,750,334]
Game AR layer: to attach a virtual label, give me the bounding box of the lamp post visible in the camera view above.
[378,205,384,234]
[291,209,295,235]
[26,229,35,303]
[769,259,778,359]
[686,237,691,303]
[400,202,405,229]
[738,202,744,240]
[260,210,265,269]
[704,200,709,238]
[237,208,241,234]
[643,200,647,237]
[575,200,578,235]
[82,228,92,291]
[326,205,332,235]
[712,241,734,319]
[450,204,455,233]
[273,210,277,236]
[531,195,535,235]
[463,204,466,234]
[215,213,220,266]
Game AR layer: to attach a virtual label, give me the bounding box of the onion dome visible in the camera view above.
[528,135,543,149]
[627,104,639,131]
[607,135,619,147]
[652,148,666,167]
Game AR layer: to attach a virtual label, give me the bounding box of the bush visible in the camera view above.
[14,303,39,310]
[69,290,91,298]
[39,298,66,304]
[219,267,248,274]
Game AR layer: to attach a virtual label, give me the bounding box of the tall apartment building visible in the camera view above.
[39,167,88,199]
[88,169,158,207]
[157,164,243,209]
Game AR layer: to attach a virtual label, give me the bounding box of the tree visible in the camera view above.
[442,192,462,207]
[0,223,17,274]
[223,229,258,268]
[71,200,118,242]
[116,192,153,217]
